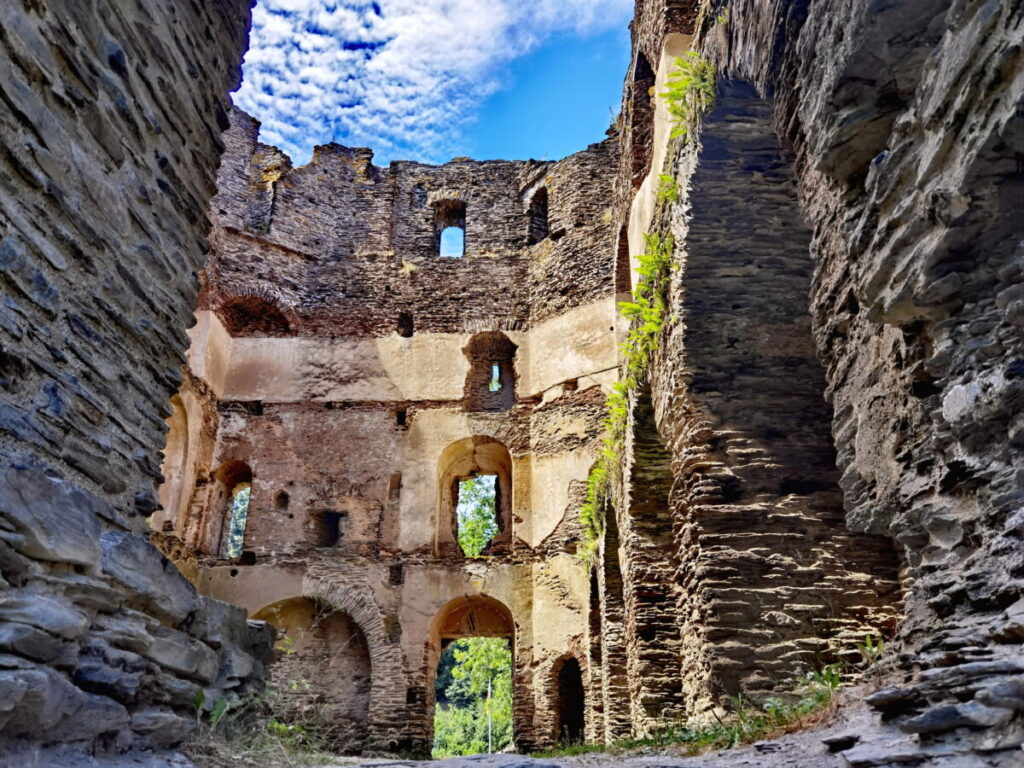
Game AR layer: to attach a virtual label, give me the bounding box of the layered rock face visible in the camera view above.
[0,0,272,756]
[613,0,1024,762]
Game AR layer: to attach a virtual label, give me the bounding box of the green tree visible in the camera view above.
[456,475,498,557]
[433,637,513,757]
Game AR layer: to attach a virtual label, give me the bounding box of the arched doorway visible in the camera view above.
[428,595,517,757]
[553,656,585,744]
[253,597,372,754]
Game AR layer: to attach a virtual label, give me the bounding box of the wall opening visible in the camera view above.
[252,597,372,754]
[397,311,415,337]
[630,52,656,190]
[429,596,516,757]
[463,332,517,412]
[554,657,585,744]
[317,510,345,547]
[527,187,549,245]
[437,437,513,557]
[435,199,467,258]
[216,292,291,335]
[455,474,498,557]
[211,460,253,558]
[155,394,189,533]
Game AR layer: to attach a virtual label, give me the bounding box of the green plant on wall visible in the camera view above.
[661,52,717,142]
[656,174,680,204]
[580,233,675,562]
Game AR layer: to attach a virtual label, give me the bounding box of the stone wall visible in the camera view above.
[607,0,1024,761]
[0,0,274,757]
[160,111,621,755]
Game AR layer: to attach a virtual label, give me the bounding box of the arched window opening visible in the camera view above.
[527,187,549,245]
[435,199,467,258]
[217,292,291,336]
[252,597,371,754]
[463,332,517,412]
[430,596,516,758]
[437,437,513,557]
[212,460,252,559]
[224,482,250,559]
[456,474,498,557]
[554,657,586,744]
[630,52,656,190]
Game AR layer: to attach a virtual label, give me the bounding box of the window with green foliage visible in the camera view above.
[433,637,513,757]
[224,483,250,559]
[488,364,502,392]
[456,475,498,557]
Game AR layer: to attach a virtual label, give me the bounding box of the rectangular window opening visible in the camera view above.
[488,363,502,392]
[455,474,498,558]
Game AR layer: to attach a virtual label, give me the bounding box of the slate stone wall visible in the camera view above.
[0,0,272,755]
[609,0,1024,760]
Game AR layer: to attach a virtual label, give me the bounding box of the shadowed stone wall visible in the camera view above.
[609,0,1024,762]
[0,0,272,757]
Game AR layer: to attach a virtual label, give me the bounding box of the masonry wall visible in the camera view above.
[0,0,274,758]
[160,111,622,754]
[611,0,1024,762]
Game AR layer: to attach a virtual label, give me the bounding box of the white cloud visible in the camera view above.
[234,0,632,165]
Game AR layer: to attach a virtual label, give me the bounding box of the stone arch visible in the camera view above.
[426,595,524,750]
[203,459,252,557]
[303,576,409,754]
[436,436,514,557]
[252,596,372,754]
[462,331,518,412]
[214,288,295,335]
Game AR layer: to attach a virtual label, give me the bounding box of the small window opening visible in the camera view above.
[527,187,549,245]
[389,564,405,586]
[322,510,345,547]
[488,364,502,393]
[274,490,289,511]
[456,474,498,557]
[396,408,408,428]
[224,482,250,559]
[439,227,464,258]
[435,198,467,258]
[398,311,414,338]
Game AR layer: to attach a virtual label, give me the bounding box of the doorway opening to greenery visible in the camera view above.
[433,637,513,757]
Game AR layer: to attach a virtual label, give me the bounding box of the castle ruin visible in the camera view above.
[1,0,1022,765]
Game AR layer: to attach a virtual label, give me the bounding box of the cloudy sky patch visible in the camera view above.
[235,0,633,165]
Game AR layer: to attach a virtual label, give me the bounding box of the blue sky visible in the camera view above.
[235,0,633,166]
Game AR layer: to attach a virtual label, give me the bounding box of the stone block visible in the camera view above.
[130,708,195,748]
[145,625,219,683]
[0,467,103,566]
[0,589,90,639]
[0,620,65,662]
[100,531,198,624]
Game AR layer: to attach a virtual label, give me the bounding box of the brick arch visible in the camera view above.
[214,287,297,336]
[302,576,408,752]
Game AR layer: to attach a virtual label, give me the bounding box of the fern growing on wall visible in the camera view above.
[661,52,716,142]
[580,233,675,563]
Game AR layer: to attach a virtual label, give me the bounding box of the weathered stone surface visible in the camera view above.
[100,532,198,625]
[0,468,102,566]
[144,626,219,683]
[0,589,90,639]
